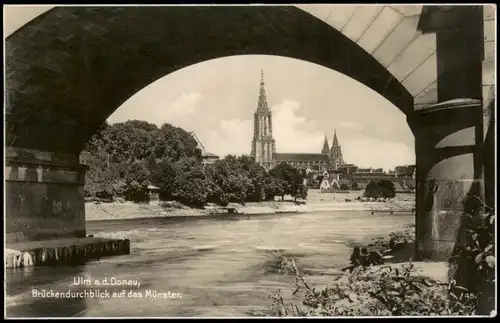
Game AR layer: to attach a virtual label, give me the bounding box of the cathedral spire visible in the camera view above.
[332,129,339,147]
[251,70,275,168]
[321,132,330,154]
[257,69,269,111]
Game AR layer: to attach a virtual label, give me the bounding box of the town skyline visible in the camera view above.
[107,55,416,171]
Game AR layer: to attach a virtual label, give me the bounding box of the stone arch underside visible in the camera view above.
[5,6,414,155]
[298,5,495,111]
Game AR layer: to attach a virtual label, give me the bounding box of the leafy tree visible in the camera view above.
[100,121,157,163]
[269,162,305,201]
[122,160,150,203]
[82,150,119,198]
[306,178,318,189]
[378,180,396,199]
[351,181,359,190]
[125,120,159,132]
[364,181,383,199]
[155,124,202,162]
[237,155,263,202]
[205,155,250,204]
[82,119,304,207]
[146,151,158,174]
[296,181,308,200]
[264,175,287,201]
[238,155,285,202]
[112,180,127,198]
[171,157,211,207]
[83,121,202,164]
[152,158,177,201]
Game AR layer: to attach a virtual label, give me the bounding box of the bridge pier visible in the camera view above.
[5,147,87,243]
[412,99,484,261]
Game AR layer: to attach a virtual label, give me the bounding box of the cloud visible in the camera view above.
[342,137,415,171]
[160,91,203,120]
[339,121,363,132]
[272,100,325,153]
[204,118,253,157]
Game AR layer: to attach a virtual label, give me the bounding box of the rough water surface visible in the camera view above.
[6,211,414,317]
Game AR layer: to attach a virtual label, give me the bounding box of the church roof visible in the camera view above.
[274,153,330,162]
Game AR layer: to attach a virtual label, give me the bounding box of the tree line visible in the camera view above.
[363,180,396,199]
[81,120,307,207]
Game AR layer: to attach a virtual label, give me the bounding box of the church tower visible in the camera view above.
[330,129,345,169]
[251,70,276,169]
[321,133,330,156]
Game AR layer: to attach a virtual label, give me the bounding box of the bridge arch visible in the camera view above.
[5,6,417,154]
[4,5,493,262]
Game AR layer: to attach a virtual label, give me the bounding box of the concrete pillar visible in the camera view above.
[412,99,484,261]
[5,147,87,243]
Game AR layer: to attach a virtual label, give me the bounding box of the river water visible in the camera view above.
[6,211,414,318]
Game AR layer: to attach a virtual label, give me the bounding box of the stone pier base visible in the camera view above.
[5,147,88,243]
[412,99,484,261]
[5,237,131,268]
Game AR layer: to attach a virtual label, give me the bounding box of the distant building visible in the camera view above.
[250,70,346,172]
[351,165,416,192]
[393,165,416,178]
[337,164,359,179]
[391,165,416,191]
[305,164,322,175]
[189,131,220,165]
[147,185,160,201]
[318,169,341,191]
[201,152,219,165]
[320,177,333,190]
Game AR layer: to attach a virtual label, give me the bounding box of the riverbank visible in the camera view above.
[85,199,415,222]
[261,221,472,317]
[86,190,415,221]
[265,257,455,317]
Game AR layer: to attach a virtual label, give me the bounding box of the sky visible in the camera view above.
[107,55,415,171]
[5,6,416,172]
